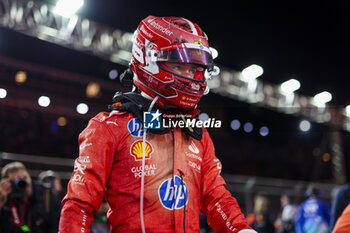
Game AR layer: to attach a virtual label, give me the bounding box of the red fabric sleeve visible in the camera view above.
[59,118,116,233]
[333,204,350,233]
[200,130,255,233]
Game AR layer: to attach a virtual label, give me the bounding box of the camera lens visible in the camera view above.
[9,178,28,199]
[16,178,27,189]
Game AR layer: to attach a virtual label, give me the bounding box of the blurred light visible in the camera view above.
[54,0,84,18]
[322,153,331,162]
[345,105,350,117]
[0,88,7,98]
[243,122,253,133]
[198,113,209,122]
[241,64,263,80]
[38,96,50,107]
[280,79,300,93]
[57,117,67,126]
[51,121,59,132]
[230,120,241,130]
[15,71,27,84]
[313,91,332,106]
[110,50,132,63]
[209,47,218,59]
[76,103,89,114]
[259,126,269,136]
[86,82,100,98]
[299,120,311,132]
[109,69,119,80]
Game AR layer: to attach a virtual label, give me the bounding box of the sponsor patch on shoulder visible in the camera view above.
[127,118,144,137]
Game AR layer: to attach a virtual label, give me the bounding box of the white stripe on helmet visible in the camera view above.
[183,18,199,36]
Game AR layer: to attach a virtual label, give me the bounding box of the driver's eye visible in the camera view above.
[189,66,197,75]
[173,65,183,71]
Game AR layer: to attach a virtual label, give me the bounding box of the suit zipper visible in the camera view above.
[172,127,186,233]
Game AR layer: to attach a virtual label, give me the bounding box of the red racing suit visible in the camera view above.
[59,111,255,233]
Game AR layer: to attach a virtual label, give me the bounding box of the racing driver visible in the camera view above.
[59,15,256,233]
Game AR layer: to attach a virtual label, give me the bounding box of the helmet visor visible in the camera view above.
[156,43,214,69]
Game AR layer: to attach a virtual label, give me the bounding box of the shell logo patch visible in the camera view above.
[130,140,153,161]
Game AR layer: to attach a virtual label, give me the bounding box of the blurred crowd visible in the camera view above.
[0,162,110,233]
[247,182,350,233]
[202,184,350,233]
[1,161,350,233]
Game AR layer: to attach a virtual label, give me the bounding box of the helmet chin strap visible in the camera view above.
[140,95,159,233]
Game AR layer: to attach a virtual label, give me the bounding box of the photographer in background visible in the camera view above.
[38,170,63,201]
[0,162,60,233]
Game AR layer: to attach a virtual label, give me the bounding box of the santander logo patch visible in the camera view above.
[188,141,199,154]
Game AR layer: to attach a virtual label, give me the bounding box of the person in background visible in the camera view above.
[38,170,63,201]
[330,183,350,230]
[0,162,61,233]
[59,15,256,233]
[275,192,298,233]
[295,184,330,233]
[91,198,110,233]
[247,194,275,233]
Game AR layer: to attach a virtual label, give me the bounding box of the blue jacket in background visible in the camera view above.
[295,197,330,233]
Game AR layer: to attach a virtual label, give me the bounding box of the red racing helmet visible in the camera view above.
[131,15,215,110]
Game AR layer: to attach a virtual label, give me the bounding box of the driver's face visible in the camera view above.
[162,62,204,80]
